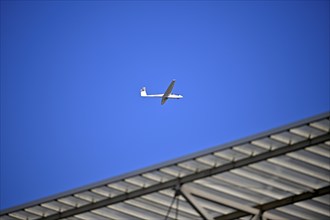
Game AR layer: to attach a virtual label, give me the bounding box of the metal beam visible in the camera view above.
[180,185,214,220]
[182,185,281,220]
[251,211,262,220]
[215,185,330,220]
[39,133,329,220]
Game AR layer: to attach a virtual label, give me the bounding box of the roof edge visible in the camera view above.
[1,111,329,214]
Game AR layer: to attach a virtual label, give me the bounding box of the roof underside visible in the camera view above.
[1,112,330,220]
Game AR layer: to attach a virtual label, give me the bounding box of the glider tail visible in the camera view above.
[140,87,147,97]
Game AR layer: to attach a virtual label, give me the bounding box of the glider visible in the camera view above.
[140,80,183,105]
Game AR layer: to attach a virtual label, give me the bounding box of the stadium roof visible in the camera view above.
[1,112,329,220]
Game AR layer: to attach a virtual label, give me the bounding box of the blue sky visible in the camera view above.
[1,0,329,210]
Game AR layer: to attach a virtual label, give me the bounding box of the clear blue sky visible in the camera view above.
[1,0,329,210]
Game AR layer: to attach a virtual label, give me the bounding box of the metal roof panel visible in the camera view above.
[1,112,329,220]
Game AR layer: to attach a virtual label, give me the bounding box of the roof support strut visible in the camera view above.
[215,185,330,220]
[180,185,213,220]
[180,184,282,220]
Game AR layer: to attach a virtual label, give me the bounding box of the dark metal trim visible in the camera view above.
[215,186,330,220]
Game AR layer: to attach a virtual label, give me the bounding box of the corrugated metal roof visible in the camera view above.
[1,112,329,220]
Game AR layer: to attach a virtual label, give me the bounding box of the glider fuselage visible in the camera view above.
[140,80,183,105]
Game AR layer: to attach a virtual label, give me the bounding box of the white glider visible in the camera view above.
[140,80,183,105]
